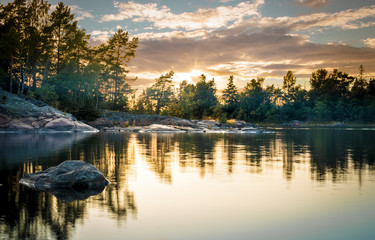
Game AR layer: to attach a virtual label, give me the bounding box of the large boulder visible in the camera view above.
[19,160,110,191]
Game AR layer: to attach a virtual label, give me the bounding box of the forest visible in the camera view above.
[1,0,375,123]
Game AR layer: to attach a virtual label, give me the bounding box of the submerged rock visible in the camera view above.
[19,161,110,192]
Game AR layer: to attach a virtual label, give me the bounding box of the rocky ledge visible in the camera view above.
[0,89,97,132]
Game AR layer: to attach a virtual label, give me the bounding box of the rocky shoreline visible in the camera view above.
[0,89,97,132]
[89,113,273,134]
[0,89,272,134]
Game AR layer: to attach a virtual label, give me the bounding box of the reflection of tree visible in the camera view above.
[1,130,375,239]
[307,129,375,183]
[69,133,138,220]
[177,133,220,177]
[0,167,85,240]
[0,133,138,239]
[223,135,236,174]
[307,129,349,182]
[136,133,176,183]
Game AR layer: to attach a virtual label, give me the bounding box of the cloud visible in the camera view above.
[295,0,331,8]
[88,30,116,46]
[128,25,375,90]
[101,0,264,30]
[96,3,375,89]
[229,5,375,33]
[363,38,375,48]
[69,5,94,21]
[127,5,375,89]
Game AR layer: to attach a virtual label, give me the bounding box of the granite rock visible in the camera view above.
[19,160,110,191]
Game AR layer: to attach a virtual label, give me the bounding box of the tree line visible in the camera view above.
[137,67,375,123]
[1,0,374,123]
[0,0,138,120]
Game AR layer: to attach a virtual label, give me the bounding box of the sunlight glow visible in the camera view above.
[174,69,208,84]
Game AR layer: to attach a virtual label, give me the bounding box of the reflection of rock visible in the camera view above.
[20,160,110,192]
[48,185,106,202]
[0,133,94,168]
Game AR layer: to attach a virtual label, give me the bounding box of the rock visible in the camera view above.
[7,119,35,131]
[0,113,11,127]
[87,117,114,129]
[90,111,195,128]
[139,124,186,133]
[331,122,345,127]
[0,89,98,132]
[19,160,110,191]
[289,120,306,126]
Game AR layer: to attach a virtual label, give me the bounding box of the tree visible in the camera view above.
[25,0,50,89]
[282,70,296,94]
[193,74,218,119]
[167,80,196,119]
[148,71,175,115]
[222,75,238,119]
[105,29,138,109]
[49,2,74,74]
[351,65,368,99]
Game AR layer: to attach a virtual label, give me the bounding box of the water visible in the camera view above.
[0,129,375,240]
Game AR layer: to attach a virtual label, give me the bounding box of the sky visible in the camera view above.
[2,0,375,90]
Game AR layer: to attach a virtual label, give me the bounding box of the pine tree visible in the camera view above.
[222,75,238,105]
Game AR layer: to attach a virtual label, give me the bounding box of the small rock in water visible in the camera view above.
[19,160,110,191]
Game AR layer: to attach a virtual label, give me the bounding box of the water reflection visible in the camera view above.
[0,129,374,239]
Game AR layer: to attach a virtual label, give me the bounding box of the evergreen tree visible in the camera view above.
[282,70,296,94]
[222,75,238,119]
[105,29,138,109]
[193,74,218,119]
[148,71,175,115]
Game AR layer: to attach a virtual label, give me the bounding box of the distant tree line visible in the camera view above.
[136,67,375,123]
[0,0,138,120]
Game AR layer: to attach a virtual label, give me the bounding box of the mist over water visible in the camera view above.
[1,129,374,239]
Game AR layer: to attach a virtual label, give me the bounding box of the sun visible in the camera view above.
[174,69,207,84]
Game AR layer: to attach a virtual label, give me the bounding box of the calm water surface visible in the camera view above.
[0,129,375,240]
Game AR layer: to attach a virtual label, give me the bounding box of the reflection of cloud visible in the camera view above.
[295,0,331,8]
[101,0,263,30]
